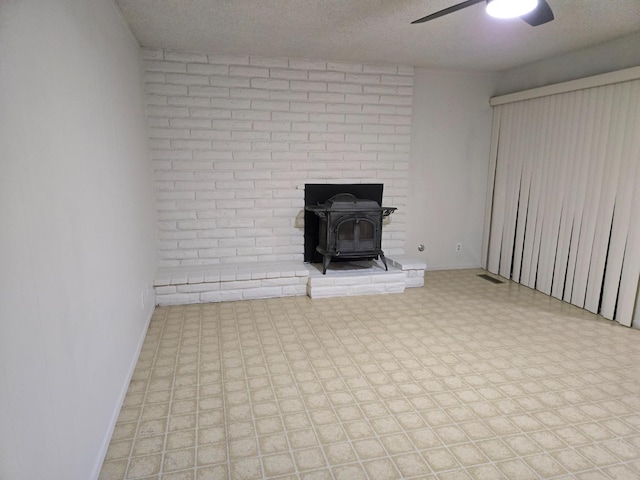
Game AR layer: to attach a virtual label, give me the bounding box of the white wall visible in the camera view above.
[497,31,640,95]
[144,49,413,266]
[407,68,498,270]
[0,1,155,479]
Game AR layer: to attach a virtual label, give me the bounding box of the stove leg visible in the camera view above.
[322,255,331,274]
[380,254,388,271]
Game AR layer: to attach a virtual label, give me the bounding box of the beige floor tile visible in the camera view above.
[422,447,460,472]
[111,422,138,442]
[435,425,469,444]
[551,449,594,472]
[449,443,488,467]
[601,438,640,461]
[262,453,295,477]
[228,437,258,459]
[161,469,193,480]
[575,471,611,480]
[105,439,133,462]
[344,420,375,439]
[258,433,289,455]
[229,457,262,480]
[334,404,362,422]
[323,442,358,464]
[333,463,368,480]
[99,459,127,480]
[293,447,327,471]
[466,464,506,480]
[287,428,319,449]
[437,470,473,480]
[196,443,225,467]
[132,435,165,457]
[165,430,195,451]
[300,468,333,480]
[196,425,224,445]
[162,448,194,473]
[168,414,196,433]
[503,434,542,456]
[408,428,443,450]
[127,454,162,478]
[353,437,387,460]
[380,433,414,455]
[496,458,538,480]
[524,453,567,477]
[362,458,400,480]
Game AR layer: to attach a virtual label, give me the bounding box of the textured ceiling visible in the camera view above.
[115,0,640,71]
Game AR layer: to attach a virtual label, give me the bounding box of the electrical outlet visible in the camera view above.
[456,242,462,253]
[141,291,146,309]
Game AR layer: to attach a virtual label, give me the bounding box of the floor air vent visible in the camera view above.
[477,274,505,284]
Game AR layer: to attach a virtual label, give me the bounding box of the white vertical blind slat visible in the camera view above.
[600,82,638,319]
[487,105,514,274]
[563,89,598,304]
[551,91,582,300]
[511,99,539,283]
[499,101,526,278]
[584,85,625,313]
[527,95,556,289]
[537,95,571,295]
[481,106,502,270]
[571,87,612,309]
[519,97,546,286]
[616,158,640,326]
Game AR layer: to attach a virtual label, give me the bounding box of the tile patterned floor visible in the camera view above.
[100,269,640,479]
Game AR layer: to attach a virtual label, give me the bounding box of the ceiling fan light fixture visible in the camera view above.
[486,0,538,19]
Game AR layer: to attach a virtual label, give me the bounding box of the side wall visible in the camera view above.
[144,49,412,266]
[0,1,156,478]
[496,31,640,95]
[407,68,499,270]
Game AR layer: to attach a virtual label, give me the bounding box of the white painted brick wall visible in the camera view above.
[144,48,412,267]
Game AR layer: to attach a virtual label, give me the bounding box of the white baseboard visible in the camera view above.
[90,305,154,480]
[426,263,482,271]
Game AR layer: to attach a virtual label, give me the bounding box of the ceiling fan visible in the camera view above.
[412,0,554,27]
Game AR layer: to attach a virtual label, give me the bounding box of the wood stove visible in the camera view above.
[305,193,396,274]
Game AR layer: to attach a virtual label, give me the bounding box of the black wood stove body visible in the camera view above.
[305,193,396,274]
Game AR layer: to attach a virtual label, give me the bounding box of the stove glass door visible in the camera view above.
[336,218,375,253]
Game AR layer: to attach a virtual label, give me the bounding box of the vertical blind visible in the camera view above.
[483,76,640,327]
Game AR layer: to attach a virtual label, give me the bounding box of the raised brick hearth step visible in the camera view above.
[154,261,309,306]
[306,260,407,299]
[153,257,426,306]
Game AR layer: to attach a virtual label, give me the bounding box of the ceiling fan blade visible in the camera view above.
[411,0,485,24]
[520,0,554,26]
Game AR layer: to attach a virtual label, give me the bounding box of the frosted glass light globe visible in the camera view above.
[486,0,538,19]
